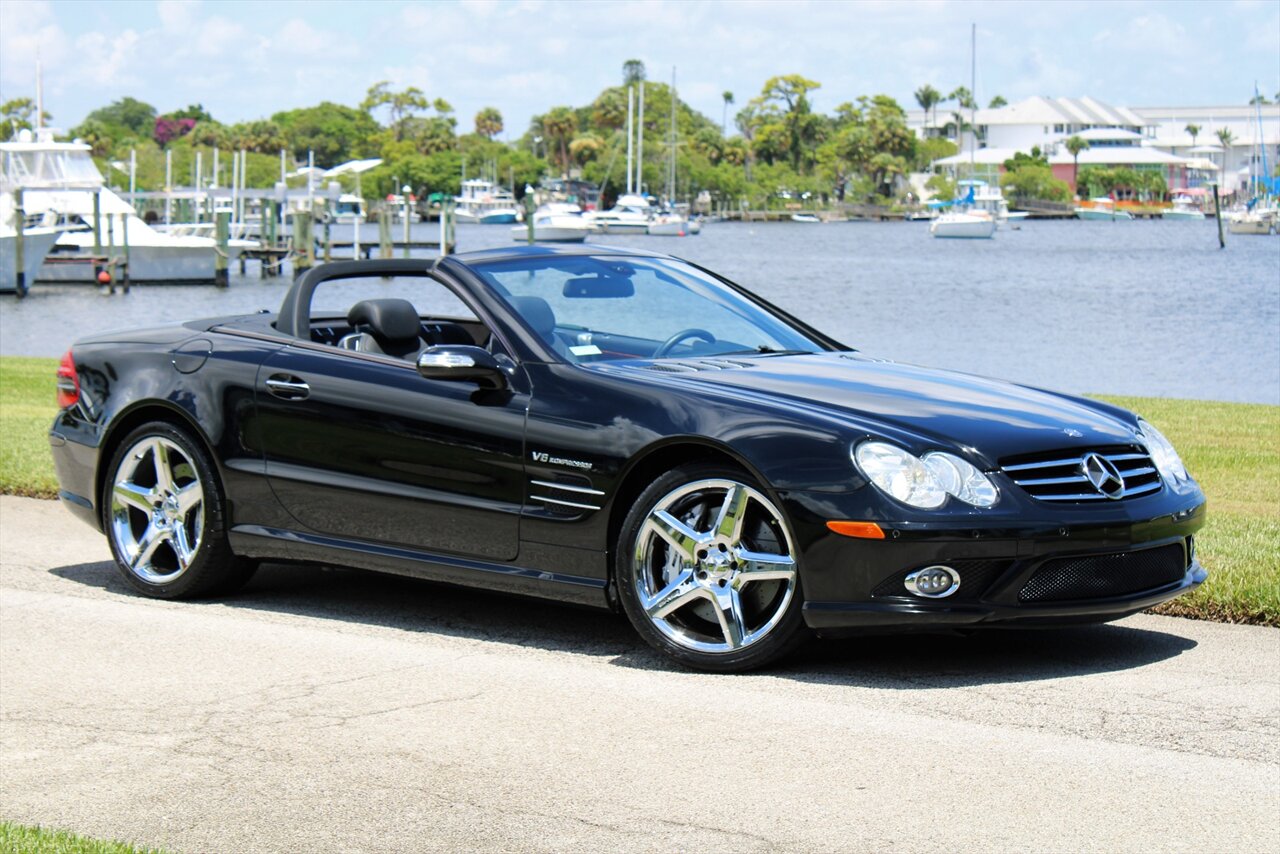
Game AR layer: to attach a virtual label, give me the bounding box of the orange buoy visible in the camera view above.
[96,270,112,285]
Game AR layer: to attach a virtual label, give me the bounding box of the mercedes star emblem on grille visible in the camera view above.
[1081,453,1125,499]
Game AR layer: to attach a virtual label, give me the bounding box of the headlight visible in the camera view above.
[1138,419,1193,492]
[854,442,999,509]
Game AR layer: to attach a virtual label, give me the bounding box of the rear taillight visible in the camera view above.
[56,349,80,409]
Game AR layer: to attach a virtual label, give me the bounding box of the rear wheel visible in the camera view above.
[103,422,255,599]
[616,463,808,672]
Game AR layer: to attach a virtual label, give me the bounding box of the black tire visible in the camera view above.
[616,462,809,672]
[101,421,256,599]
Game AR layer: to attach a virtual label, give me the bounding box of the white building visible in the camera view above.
[909,96,1280,194]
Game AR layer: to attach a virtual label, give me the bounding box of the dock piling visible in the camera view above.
[92,191,104,286]
[524,194,535,245]
[1212,184,1225,249]
[120,213,130,290]
[324,219,332,263]
[215,211,230,288]
[13,189,26,298]
[379,212,392,259]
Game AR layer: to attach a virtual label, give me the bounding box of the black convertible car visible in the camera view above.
[49,246,1207,671]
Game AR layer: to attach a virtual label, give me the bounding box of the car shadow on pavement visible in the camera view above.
[51,560,1197,688]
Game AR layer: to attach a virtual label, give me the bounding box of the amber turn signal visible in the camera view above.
[826,520,886,539]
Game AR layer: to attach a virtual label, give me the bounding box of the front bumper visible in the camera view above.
[788,489,1207,634]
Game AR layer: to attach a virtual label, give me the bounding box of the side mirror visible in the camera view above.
[416,345,508,390]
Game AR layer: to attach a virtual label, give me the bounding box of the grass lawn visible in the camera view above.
[1,356,1275,624]
[0,821,164,853]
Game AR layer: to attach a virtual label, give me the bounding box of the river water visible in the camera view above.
[3,219,1277,404]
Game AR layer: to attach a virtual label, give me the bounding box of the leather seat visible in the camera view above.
[344,298,424,359]
[509,295,571,360]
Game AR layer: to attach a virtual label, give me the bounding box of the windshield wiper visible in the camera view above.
[721,346,813,356]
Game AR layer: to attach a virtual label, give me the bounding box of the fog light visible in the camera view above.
[904,565,960,598]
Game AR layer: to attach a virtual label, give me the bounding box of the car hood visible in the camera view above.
[603,353,1140,464]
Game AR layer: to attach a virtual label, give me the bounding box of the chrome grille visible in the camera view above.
[1001,445,1163,502]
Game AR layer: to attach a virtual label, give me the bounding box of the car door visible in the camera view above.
[254,282,528,562]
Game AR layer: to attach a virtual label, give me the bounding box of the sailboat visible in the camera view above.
[1227,83,1279,236]
[931,24,996,240]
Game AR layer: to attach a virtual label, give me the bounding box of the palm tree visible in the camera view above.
[988,95,1008,109]
[1184,123,1201,148]
[914,85,941,136]
[1064,135,1090,196]
[721,91,734,136]
[473,107,503,139]
[541,107,578,173]
[1216,127,1235,174]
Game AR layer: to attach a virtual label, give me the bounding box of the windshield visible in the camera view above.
[471,254,821,363]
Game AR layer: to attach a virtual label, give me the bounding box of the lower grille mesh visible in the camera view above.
[1018,544,1186,603]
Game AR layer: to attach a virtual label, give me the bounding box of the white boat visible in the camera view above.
[929,211,997,239]
[789,213,821,223]
[1,131,250,283]
[0,223,61,293]
[647,210,694,235]
[966,181,1029,226]
[585,194,652,234]
[455,179,520,224]
[509,203,589,243]
[1227,208,1278,235]
[1075,198,1133,221]
[1161,196,1206,221]
[331,193,366,223]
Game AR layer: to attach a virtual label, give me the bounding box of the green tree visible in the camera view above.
[988,95,1007,108]
[1,97,51,140]
[1000,163,1070,203]
[1064,135,1090,194]
[273,101,381,166]
[590,90,627,131]
[1248,93,1271,105]
[1216,127,1235,147]
[541,106,578,172]
[226,120,286,154]
[622,59,646,85]
[721,91,734,136]
[1184,123,1201,146]
[361,81,431,140]
[83,96,154,135]
[948,86,974,109]
[752,74,823,171]
[166,103,214,123]
[474,107,503,139]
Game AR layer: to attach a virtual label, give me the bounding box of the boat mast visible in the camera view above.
[626,86,634,194]
[669,66,677,204]
[969,22,976,183]
[35,55,44,131]
[636,83,645,194]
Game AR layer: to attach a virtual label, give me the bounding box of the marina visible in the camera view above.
[3,218,1276,406]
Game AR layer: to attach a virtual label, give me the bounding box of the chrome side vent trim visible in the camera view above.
[529,477,605,512]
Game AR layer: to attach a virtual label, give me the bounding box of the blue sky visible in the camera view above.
[2,0,1277,138]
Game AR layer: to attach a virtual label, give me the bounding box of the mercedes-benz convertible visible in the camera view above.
[49,246,1207,671]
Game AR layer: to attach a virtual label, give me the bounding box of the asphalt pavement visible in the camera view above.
[1,495,1277,853]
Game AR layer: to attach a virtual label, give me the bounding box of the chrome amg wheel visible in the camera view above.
[110,435,205,584]
[102,422,256,599]
[618,465,807,670]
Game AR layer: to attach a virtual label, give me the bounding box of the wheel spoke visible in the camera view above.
[152,440,175,494]
[171,524,195,570]
[647,509,704,563]
[643,570,703,619]
[710,586,747,649]
[734,549,797,585]
[131,523,169,571]
[712,484,749,544]
[113,481,155,513]
[174,481,203,516]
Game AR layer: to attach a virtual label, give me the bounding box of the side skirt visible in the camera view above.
[229,524,610,608]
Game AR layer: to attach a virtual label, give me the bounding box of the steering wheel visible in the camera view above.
[654,328,716,358]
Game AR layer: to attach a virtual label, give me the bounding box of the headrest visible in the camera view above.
[347,299,421,342]
[508,295,556,338]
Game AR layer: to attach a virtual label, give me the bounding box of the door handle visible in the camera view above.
[265,374,310,400]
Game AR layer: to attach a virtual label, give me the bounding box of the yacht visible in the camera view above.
[0,221,61,294]
[1,130,251,283]
[929,210,997,239]
[967,181,1029,226]
[331,193,366,223]
[509,203,589,243]
[585,194,653,234]
[1161,196,1205,221]
[1075,198,1133,221]
[1226,207,1278,235]
[648,208,695,236]
[454,179,520,224]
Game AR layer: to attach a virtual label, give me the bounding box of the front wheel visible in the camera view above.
[103,421,255,599]
[616,463,808,671]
